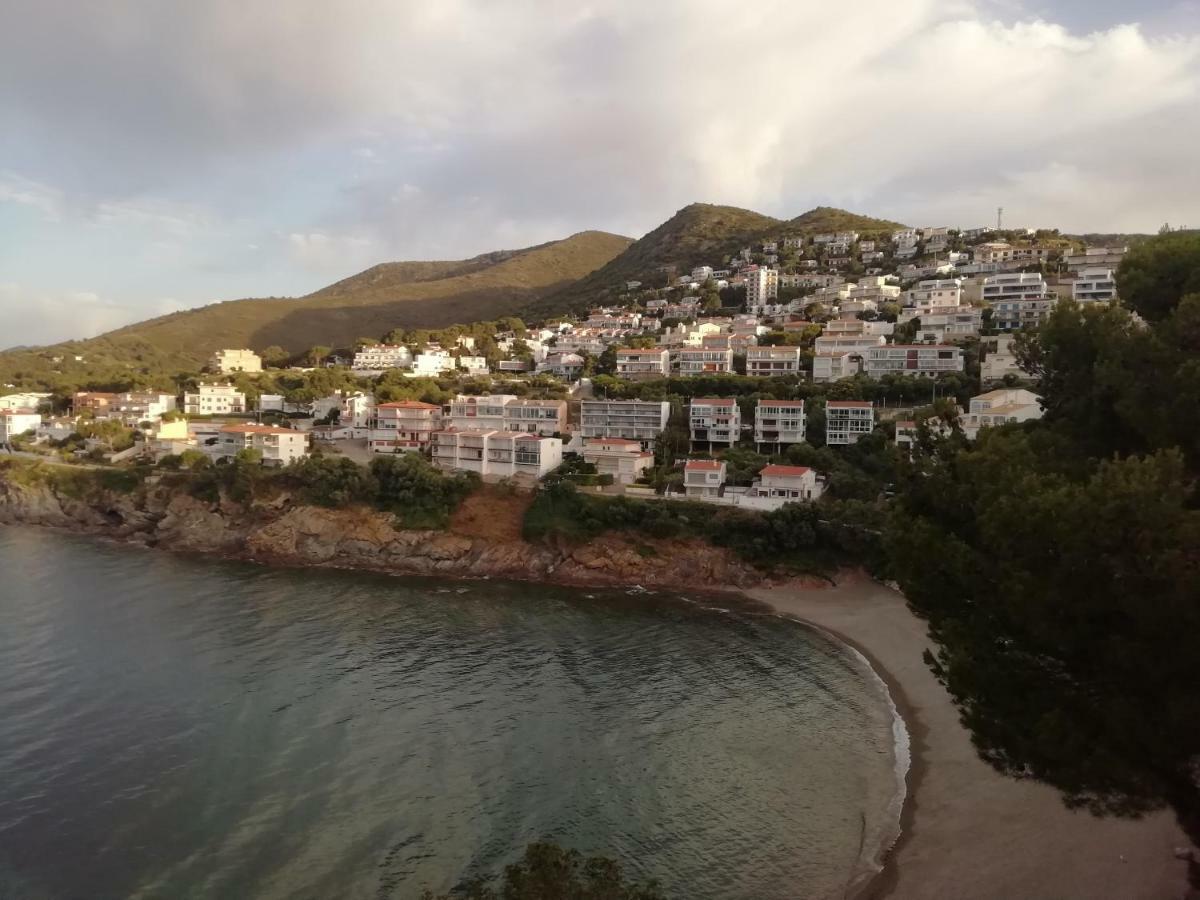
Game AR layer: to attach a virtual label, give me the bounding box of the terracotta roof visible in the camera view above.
[377,401,441,409]
[220,424,300,435]
[585,437,640,445]
[685,459,724,471]
[691,398,737,406]
[758,400,805,407]
[617,348,667,355]
[759,465,812,477]
[1,407,39,415]
[826,400,873,408]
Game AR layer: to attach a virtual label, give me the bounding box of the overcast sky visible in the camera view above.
[1,0,1198,347]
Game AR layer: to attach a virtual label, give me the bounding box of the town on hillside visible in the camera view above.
[0,223,1128,510]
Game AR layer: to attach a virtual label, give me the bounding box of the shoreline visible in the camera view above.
[747,580,1193,900]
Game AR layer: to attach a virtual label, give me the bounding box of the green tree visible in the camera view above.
[307,345,332,368]
[260,345,290,368]
[1117,231,1200,322]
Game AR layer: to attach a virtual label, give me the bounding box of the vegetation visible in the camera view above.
[419,841,664,900]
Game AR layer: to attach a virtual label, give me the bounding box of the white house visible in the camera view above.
[210,349,263,374]
[1072,267,1117,304]
[746,346,803,377]
[352,344,409,370]
[689,398,740,450]
[980,335,1025,382]
[904,279,963,311]
[539,352,586,380]
[582,437,655,484]
[825,401,875,445]
[214,424,309,465]
[754,399,806,451]
[431,429,562,479]
[580,399,671,448]
[983,273,1055,330]
[184,383,247,416]
[683,459,726,499]
[745,465,823,507]
[616,348,670,380]
[0,392,51,411]
[369,400,443,453]
[961,389,1043,439]
[864,345,964,378]
[0,408,41,443]
[411,350,455,377]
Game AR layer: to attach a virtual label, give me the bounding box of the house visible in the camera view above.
[431,429,562,478]
[72,391,118,414]
[214,424,309,465]
[497,359,533,373]
[1072,267,1117,303]
[582,438,655,484]
[100,392,177,424]
[745,266,780,313]
[184,383,247,416]
[825,401,875,445]
[616,348,670,380]
[812,351,861,383]
[411,349,455,377]
[683,459,726,499]
[0,392,51,411]
[146,418,192,456]
[983,273,1055,330]
[675,347,733,376]
[369,400,443,453]
[864,345,964,378]
[754,399,806,451]
[209,349,262,374]
[580,400,671,448]
[908,307,983,342]
[961,389,1043,439]
[979,335,1023,381]
[539,352,586,380]
[746,346,803,377]
[749,465,824,505]
[689,398,741,450]
[0,408,41,443]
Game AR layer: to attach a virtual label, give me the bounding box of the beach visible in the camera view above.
[747,578,1192,900]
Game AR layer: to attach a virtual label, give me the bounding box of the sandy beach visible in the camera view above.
[746,577,1193,900]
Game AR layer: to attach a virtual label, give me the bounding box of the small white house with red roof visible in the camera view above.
[749,464,824,506]
[582,437,654,485]
[683,459,726,499]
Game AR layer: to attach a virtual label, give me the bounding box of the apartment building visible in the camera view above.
[446,394,515,431]
[214,424,309,465]
[812,351,861,383]
[864,345,964,378]
[982,273,1055,330]
[1064,246,1126,272]
[961,388,1043,439]
[822,318,894,337]
[209,349,262,374]
[369,400,443,453]
[1072,267,1117,303]
[813,334,886,357]
[912,308,983,341]
[745,266,780,313]
[616,348,670,380]
[582,438,654,484]
[683,459,726,499]
[503,399,567,435]
[676,347,733,375]
[754,399,806,451]
[431,429,562,478]
[411,350,456,377]
[184,383,247,416]
[980,335,1025,382]
[825,401,875,445]
[689,398,741,449]
[539,352,586,379]
[904,279,962,310]
[0,408,41,443]
[579,399,670,448]
[744,346,802,377]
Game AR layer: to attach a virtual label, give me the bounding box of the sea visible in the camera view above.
[0,526,904,899]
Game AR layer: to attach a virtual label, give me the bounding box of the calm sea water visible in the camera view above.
[0,526,902,900]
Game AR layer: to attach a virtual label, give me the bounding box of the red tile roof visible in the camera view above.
[377,401,441,409]
[826,400,873,408]
[691,398,737,406]
[759,465,812,477]
[758,399,805,407]
[685,459,724,470]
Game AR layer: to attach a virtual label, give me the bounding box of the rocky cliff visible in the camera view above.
[0,477,765,590]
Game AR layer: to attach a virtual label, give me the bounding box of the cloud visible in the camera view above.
[0,283,185,348]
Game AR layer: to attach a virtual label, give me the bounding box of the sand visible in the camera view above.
[745,577,1193,900]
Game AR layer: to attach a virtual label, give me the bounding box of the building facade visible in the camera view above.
[825,401,875,445]
[683,459,726,499]
[431,429,562,478]
[214,424,308,465]
[615,348,670,380]
[353,344,412,370]
[864,345,964,378]
[369,401,443,453]
[184,384,247,416]
[209,349,262,374]
[579,399,671,448]
[745,346,803,377]
[689,398,741,449]
[581,438,654,484]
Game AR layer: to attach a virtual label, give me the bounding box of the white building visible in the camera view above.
[1064,246,1126,272]
[675,347,733,376]
[184,383,247,416]
[961,388,1043,439]
[864,345,964,378]
[754,399,806,451]
[910,308,983,342]
[689,398,741,449]
[210,349,263,374]
[683,459,726,499]
[1072,267,1117,304]
[447,394,516,431]
[0,392,51,411]
[983,273,1055,330]
[745,267,780,313]
[812,351,861,383]
[539,352,586,380]
[904,279,963,311]
[746,346,803,377]
[980,335,1025,382]
[411,350,456,377]
[431,429,562,479]
[369,400,443,453]
[616,348,670,380]
[582,438,655,484]
[0,408,41,443]
[749,465,824,504]
[825,401,875,445]
[214,424,308,465]
[579,399,671,447]
[353,344,412,370]
[504,399,568,435]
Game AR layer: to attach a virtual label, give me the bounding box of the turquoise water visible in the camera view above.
[0,526,900,899]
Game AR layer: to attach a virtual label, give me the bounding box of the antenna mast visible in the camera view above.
[997,206,1004,231]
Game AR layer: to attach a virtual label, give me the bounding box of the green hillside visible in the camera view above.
[0,231,631,383]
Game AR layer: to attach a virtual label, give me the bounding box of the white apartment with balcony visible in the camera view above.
[812,351,861,383]
[447,394,516,431]
[745,267,779,313]
[369,400,443,453]
[582,438,655,484]
[503,399,567,435]
[865,345,964,378]
[616,348,670,379]
[676,347,733,375]
[210,349,263,374]
[689,398,740,449]
[983,273,1055,330]
[904,279,962,311]
[214,424,309,465]
[431,429,562,479]
[754,399,806,451]
[184,383,247,416]
[961,388,1043,439]
[411,350,456,377]
[912,308,983,341]
[353,344,412,370]
[746,346,803,377]
[683,459,726,499]
[1064,246,1126,272]
[1072,267,1117,304]
[580,399,670,448]
[825,401,875,445]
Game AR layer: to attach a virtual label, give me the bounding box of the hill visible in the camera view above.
[526,203,905,317]
[0,231,631,381]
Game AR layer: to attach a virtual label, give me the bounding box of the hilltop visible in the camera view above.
[0,231,631,379]
[525,204,905,317]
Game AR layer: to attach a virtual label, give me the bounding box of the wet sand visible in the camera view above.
[746,577,1192,900]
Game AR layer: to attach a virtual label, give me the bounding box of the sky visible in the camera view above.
[1,0,1198,348]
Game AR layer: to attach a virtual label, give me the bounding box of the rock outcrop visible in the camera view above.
[0,478,765,590]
